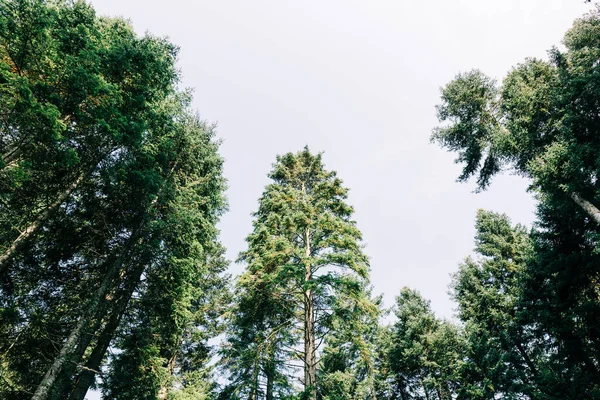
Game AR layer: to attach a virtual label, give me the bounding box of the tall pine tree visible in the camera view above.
[222,148,377,400]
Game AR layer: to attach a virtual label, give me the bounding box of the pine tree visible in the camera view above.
[0,2,228,399]
[383,288,463,400]
[452,210,545,399]
[221,148,377,400]
[432,9,600,398]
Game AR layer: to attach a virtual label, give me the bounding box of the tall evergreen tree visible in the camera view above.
[221,148,377,400]
[382,288,463,400]
[0,1,228,399]
[452,210,547,399]
[432,8,600,398]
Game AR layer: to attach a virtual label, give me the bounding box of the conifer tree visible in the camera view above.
[433,9,600,398]
[452,210,545,399]
[222,148,377,400]
[0,2,228,399]
[383,288,463,400]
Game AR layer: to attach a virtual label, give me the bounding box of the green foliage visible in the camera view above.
[221,148,378,399]
[434,9,600,399]
[0,1,227,399]
[379,288,463,400]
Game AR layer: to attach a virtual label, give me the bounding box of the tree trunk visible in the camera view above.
[265,347,275,400]
[249,363,259,400]
[54,308,107,398]
[32,148,177,400]
[0,173,84,274]
[303,227,317,400]
[266,370,274,400]
[32,228,144,400]
[31,261,118,400]
[68,262,146,400]
[418,371,431,400]
[571,192,600,225]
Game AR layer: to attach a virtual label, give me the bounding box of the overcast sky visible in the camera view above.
[88,0,593,318]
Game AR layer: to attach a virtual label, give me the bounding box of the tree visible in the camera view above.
[432,8,600,224]
[0,0,180,274]
[383,288,463,400]
[221,148,377,400]
[318,287,382,400]
[0,2,228,399]
[452,210,546,399]
[432,9,600,398]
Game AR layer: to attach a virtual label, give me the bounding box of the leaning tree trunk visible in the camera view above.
[303,227,317,400]
[32,146,181,400]
[54,303,110,397]
[31,231,143,400]
[0,173,84,274]
[570,192,600,225]
[68,261,147,400]
[31,261,119,400]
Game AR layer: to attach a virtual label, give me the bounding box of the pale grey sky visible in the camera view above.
[88,0,594,317]
[92,0,591,317]
[83,0,594,398]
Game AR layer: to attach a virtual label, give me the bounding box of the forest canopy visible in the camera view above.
[1,1,600,399]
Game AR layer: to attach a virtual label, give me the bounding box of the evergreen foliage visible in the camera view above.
[0,1,227,399]
[221,148,378,400]
[2,1,600,400]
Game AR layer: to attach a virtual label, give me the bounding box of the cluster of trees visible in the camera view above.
[1,1,600,399]
[0,1,227,399]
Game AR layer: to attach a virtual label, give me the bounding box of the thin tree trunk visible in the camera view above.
[31,260,119,400]
[31,228,144,400]
[68,262,147,400]
[571,192,600,225]
[418,371,431,400]
[32,145,179,400]
[54,309,106,397]
[2,141,25,166]
[303,227,317,400]
[265,346,275,400]
[249,363,260,400]
[0,173,84,274]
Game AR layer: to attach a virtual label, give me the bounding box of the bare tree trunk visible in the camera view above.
[303,227,317,400]
[571,192,600,225]
[68,262,147,400]
[31,229,144,400]
[0,173,84,274]
[265,346,275,400]
[31,261,118,400]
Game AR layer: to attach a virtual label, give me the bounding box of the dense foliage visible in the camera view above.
[0,1,227,399]
[1,1,600,399]
[220,148,379,400]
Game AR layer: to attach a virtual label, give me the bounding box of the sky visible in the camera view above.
[86,0,595,319]
[81,0,596,398]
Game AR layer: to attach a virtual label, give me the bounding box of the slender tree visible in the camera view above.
[222,148,376,400]
[384,288,463,400]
